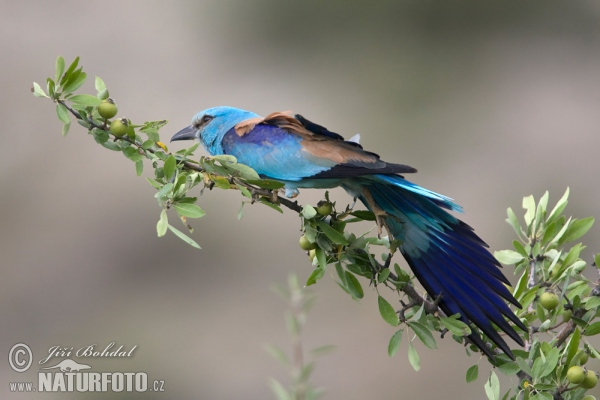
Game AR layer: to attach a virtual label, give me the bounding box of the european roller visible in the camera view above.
[171,106,525,358]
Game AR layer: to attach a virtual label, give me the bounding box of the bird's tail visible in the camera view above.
[343,174,526,358]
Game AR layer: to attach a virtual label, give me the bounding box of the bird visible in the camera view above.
[171,106,526,358]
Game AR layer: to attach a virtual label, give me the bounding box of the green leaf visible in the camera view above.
[122,147,144,162]
[547,187,569,223]
[68,94,102,107]
[484,371,500,400]
[315,247,326,269]
[212,154,237,164]
[440,316,472,336]
[409,321,437,349]
[349,210,376,221]
[258,197,283,213]
[512,240,528,257]
[311,345,335,357]
[157,210,168,237]
[135,160,143,176]
[316,221,349,245]
[516,357,532,376]
[378,268,391,283]
[55,56,65,83]
[244,179,285,189]
[212,176,231,189]
[95,76,107,95]
[62,122,70,136]
[537,191,549,216]
[305,267,325,286]
[264,344,289,366]
[506,207,523,238]
[226,163,260,180]
[100,140,122,151]
[550,217,571,245]
[388,329,403,357]
[344,271,364,299]
[584,321,600,336]
[237,201,247,220]
[179,142,199,156]
[32,82,49,98]
[163,155,176,180]
[56,103,70,124]
[46,78,56,98]
[60,56,80,85]
[173,203,206,219]
[302,204,318,219]
[407,341,420,371]
[523,195,536,227]
[466,364,478,383]
[167,224,201,249]
[268,378,292,400]
[563,217,594,243]
[585,296,600,310]
[97,88,109,100]
[565,328,580,367]
[497,362,520,375]
[378,295,399,326]
[494,249,525,265]
[62,71,87,93]
[539,347,559,378]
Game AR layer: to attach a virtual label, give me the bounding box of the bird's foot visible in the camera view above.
[374,212,392,239]
[283,187,300,198]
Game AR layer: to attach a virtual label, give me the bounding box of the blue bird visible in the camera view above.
[171,106,525,358]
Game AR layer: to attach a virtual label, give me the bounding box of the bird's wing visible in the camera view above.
[221,112,416,181]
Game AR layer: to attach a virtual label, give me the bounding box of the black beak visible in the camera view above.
[170,125,197,142]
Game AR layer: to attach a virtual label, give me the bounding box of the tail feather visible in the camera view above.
[346,175,526,359]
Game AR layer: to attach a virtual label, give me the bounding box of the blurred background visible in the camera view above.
[2,1,600,398]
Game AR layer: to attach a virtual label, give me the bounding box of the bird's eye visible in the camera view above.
[193,115,213,129]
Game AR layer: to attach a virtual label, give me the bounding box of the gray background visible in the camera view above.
[2,1,600,399]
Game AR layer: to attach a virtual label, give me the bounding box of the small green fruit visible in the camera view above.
[109,118,128,137]
[98,98,118,119]
[308,249,316,262]
[581,370,598,389]
[582,395,596,400]
[579,351,589,365]
[539,292,559,310]
[563,309,572,322]
[299,235,316,251]
[316,201,333,216]
[567,366,586,384]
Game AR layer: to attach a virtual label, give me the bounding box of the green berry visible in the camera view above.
[308,249,316,262]
[316,201,333,216]
[563,309,572,322]
[299,235,316,251]
[567,366,586,384]
[582,395,596,400]
[581,370,598,389]
[98,98,118,119]
[109,118,128,137]
[539,292,559,310]
[578,351,589,366]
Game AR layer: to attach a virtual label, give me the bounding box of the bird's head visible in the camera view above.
[170,106,259,155]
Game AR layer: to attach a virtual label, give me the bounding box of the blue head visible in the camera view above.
[171,106,260,155]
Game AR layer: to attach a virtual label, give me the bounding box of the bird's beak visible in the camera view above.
[170,125,197,142]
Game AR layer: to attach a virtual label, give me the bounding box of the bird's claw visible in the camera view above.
[283,187,300,198]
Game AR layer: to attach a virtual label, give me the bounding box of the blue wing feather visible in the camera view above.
[350,175,526,357]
